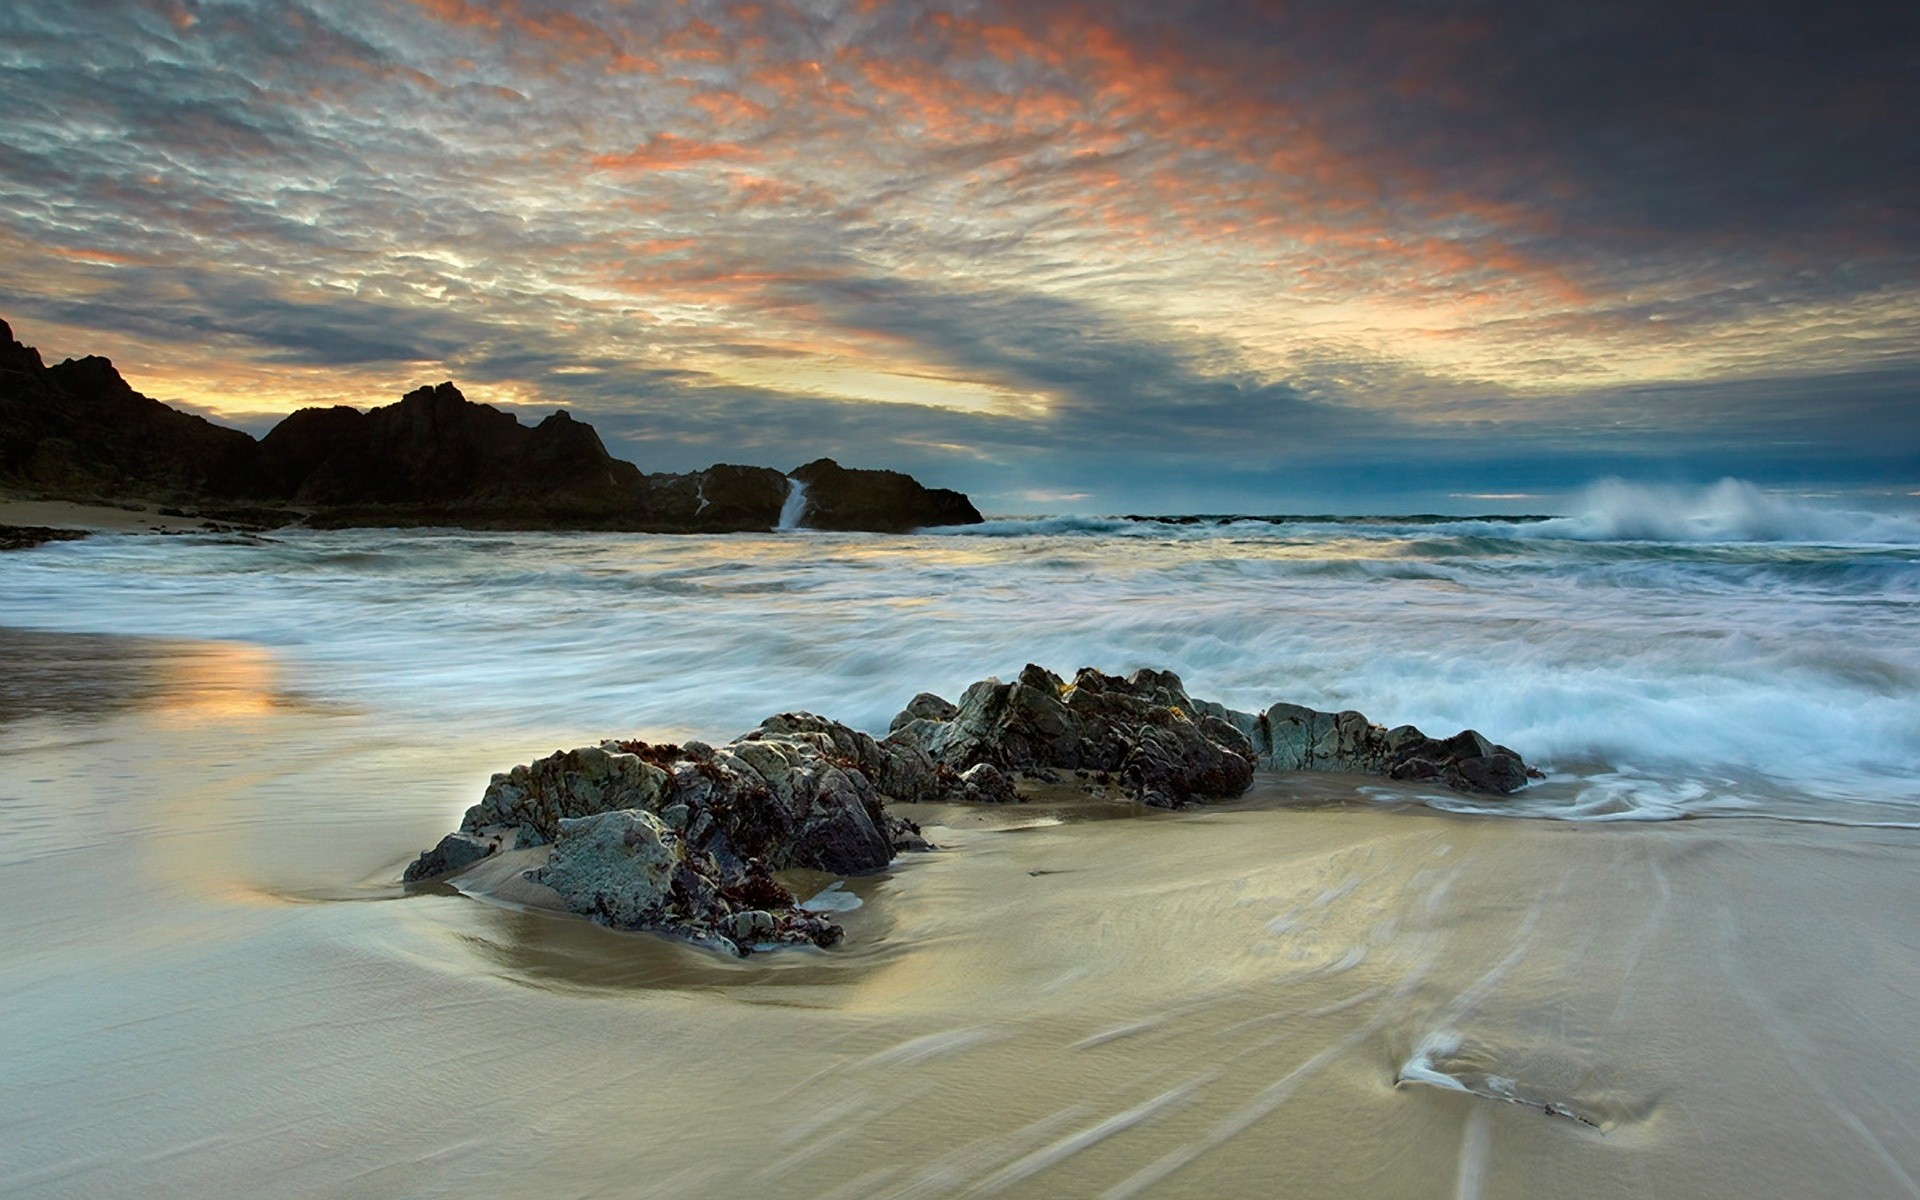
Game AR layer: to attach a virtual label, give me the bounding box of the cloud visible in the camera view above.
[0,0,1913,509]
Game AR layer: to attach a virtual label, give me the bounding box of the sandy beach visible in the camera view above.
[3,626,1916,1199]
[0,494,227,536]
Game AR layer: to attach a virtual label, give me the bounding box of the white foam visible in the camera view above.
[1493,478,1920,545]
[6,496,1919,824]
[797,881,862,913]
[776,477,810,530]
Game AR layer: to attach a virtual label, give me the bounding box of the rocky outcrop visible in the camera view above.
[405,719,942,952]
[0,319,985,533]
[1255,702,1534,794]
[263,382,646,526]
[0,320,264,502]
[887,665,1258,809]
[787,458,983,532]
[405,666,1535,953]
[0,525,90,551]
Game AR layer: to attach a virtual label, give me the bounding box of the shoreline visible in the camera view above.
[3,625,1919,1197]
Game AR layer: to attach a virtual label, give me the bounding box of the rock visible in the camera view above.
[263,382,645,525]
[402,831,497,882]
[885,664,1256,807]
[405,665,1535,952]
[1,317,985,533]
[954,762,1018,804]
[1254,702,1530,795]
[0,320,265,503]
[538,809,681,928]
[889,691,958,732]
[787,457,983,532]
[727,909,777,943]
[0,525,89,551]
[630,463,789,532]
[533,809,844,953]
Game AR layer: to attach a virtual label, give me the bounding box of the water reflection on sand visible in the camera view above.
[3,630,1919,1198]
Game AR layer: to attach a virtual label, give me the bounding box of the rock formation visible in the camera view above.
[0,319,983,533]
[0,525,90,552]
[406,666,1535,953]
[788,457,984,531]
[0,320,263,502]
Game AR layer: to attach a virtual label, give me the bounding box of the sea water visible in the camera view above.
[3,479,1917,825]
[5,479,1920,1200]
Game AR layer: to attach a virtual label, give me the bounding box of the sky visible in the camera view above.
[2,0,1917,514]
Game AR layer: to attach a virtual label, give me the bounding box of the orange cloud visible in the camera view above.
[591,133,757,171]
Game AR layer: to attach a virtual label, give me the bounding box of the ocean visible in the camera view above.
[5,478,1918,825]
[3,478,1918,1199]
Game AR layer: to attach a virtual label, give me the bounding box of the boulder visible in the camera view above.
[535,809,841,953]
[885,664,1257,807]
[1259,702,1533,794]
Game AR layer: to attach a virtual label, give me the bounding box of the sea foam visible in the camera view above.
[5,479,1917,824]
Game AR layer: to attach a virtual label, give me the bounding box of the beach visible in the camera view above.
[3,506,1918,1197]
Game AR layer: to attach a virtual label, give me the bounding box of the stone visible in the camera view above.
[889,691,959,732]
[884,664,1257,807]
[402,831,497,882]
[404,664,1536,953]
[1255,702,1531,795]
[955,762,1018,804]
[538,809,680,928]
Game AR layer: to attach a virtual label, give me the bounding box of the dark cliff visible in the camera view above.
[789,457,984,532]
[0,320,983,533]
[0,320,262,501]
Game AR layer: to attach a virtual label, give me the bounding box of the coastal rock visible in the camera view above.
[406,666,1536,951]
[535,809,841,953]
[631,463,789,532]
[787,457,984,532]
[885,664,1257,807]
[0,320,263,502]
[402,831,497,883]
[415,717,935,881]
[1,318,986,533]
[263,382,645,524]
[1260,702,1533,794]
[0,525,89,552]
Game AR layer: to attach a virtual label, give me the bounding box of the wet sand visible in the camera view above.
[2,629,1917,1199]
[0,495,219,535]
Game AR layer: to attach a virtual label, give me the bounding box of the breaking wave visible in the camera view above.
[1465,479,1920,545]
[6,484,1920,824]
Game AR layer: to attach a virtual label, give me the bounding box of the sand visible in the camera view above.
[0,493,225,534]
[2,627,1917,1199]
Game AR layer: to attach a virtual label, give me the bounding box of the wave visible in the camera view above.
[939,480,1920,548]
[1481,479,1920,545]
[8,518,1920,824]
[931,515,1148,537]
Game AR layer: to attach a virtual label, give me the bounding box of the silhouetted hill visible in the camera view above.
[790,457,983,531]
[0,319,983,533]
[0,320,262,501]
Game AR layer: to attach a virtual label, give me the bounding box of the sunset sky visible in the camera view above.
[3,0,1916,512]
